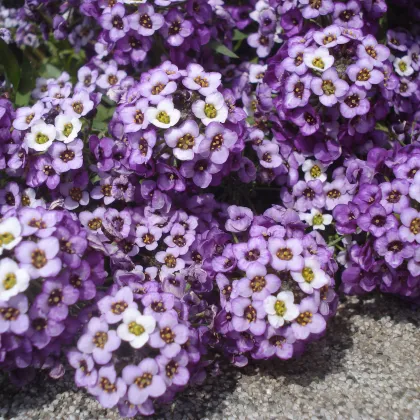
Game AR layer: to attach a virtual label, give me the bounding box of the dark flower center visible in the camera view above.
[152,83,165,95]
[276,247,293,261]
[60,238,75,254]
[344,94,360,109]
[245,305,257,322]
[59,150,75,163]
[0,307,20,321]
[210,134,224,151]
[32,317,47,331]
[160,326,175,343]
[48,289,63,306]
[177,133,195,150]
[134,110,144,124]
[387,190,401,203]
[111,301,128,315]
[169,20,181,35]
[5,192,15,206]
[259,36,269,46]
[295,53,303,67]
[93,331,108,349]
[165,254,177,268]
[140,14,152,29]
[408,168,419,179]
[112,16,123,29]
[303,187,315,199]
[70,275,82,288]
[366,46,377,59]
[165,360,178,378]
[357,68,371,82]
[410,218,420,234]
[297,311,313,325]
[100,377,116,393]
[304,113,316,125]
[310,0,322,9]
[135,373,153,388]
[194,160,208,172]
[262,152,272,163]
[245,249,260,261]
[194,75,209,87]
[322,80,336,95]
[293,81,304,99]
[327,189,341,199]
[151,301,166,313]
[387,240,403,253]
[250,276,266,292]
[142,233,155,244]
[69,187,82,202]
[72,101,84,114]
[339,10,354,22]
[173,234,186,247]
[269,335,286,347]
[372,215,386,227]
[31,249,47,268]
[88,217,102,230]
[43,165,55,176]
[101,185,112,197]
[84,75,92,87]
[108,75,118,86]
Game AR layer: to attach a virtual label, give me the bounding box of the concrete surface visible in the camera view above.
[0,294,419,420]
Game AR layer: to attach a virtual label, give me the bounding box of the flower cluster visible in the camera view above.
[210,204,338,365]
[336,144,420,303]
[0,195,106,384]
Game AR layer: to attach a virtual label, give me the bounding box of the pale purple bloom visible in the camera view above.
[311,68,349,106]
[164,120,202,161]
[15,237,62,279]
[119,98,149,132]
[233,237,270,271]
[333,0,363,28]
[182,63,221,96]
[291,297,326,340]
[19,207,60,238]
[380,180,410,214]
[347,59,384,90]
[231,297,266,336]
[160,10,193,47]
[156,351,190,386]
[179,156,222,188]
[357,35,390,67]
[97,287,137,324]
[122,358,166,405]
[225,206,253,233]
[313,25,348,48]
[399,208,420,243]
[128,4,164,36]
[339,85,370,119]
[99,4,129,42]
[293,180,326,212]
[138,70,177,105]
[299,0,334,18]
[374,229,414,268]
[357,204,398,237]
[77,317,121,364]
[67,350,98,387]
[268,237,304,272]
[0,295,29,335]
[49,139,84,173]
[284,73,312,109]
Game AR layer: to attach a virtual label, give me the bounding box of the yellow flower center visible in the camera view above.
[128,321,145,336]
[2,273,16,290]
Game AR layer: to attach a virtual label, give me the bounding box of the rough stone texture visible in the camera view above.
[0,294,419,420]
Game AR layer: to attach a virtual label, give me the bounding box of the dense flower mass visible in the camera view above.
[0,0,419,416]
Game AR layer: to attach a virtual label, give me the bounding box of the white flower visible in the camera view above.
[25,121,56,152]
[145,99,181,129]
[55,115,82,143]
[117,308,156,349]
[0,217,22,255]
[302,159,327,182]
[21,188,46,208]
[291,258,330,294]
[303,47,334,72]
[192,92,228,126]
[249,64,268,83]
[394,56,414,77]
[299,208,333,231]
[0,258,30,301]
[263,291,299,328]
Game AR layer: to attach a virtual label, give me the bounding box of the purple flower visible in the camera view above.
[233,237,270,271]
[27,307,64,349]
[225,206,253,233]
[292,180,326,212]
[323,177,353,210]
[248,32,274,58]
[13,102,44,131]
[19,207,60,238]
[89,365,127,408]
[311,68,349,106]
[122,358,166,405]
[182,64,221,96]
[300,0,334,19]
[62,90,94,118]
[164,120,202,161]
[138,70,177,105]
[179,156,222,188]
[333,203,360,235]
[67,350,98,387]
[128,4,164,36]
[149,312,188,357]
[291,297,326,340]
[99,3,129,42]
[233,263,281,301]
[160,9,193,47]
[255,326,295,360]
[374,229,414,268]
[347,59,384,90]
[97,287,138,324]
[231,297,266,335]
[380,180,410,214]
[119,98,149,132]
[28,156,60,190]
[77,317,121,364]
[313,25,348,48]
[357,204,398,238]
[35,279,79,321]
[15,237,62,279]
[49,139,84,173]
[198,122,238,165]
[0,295,29,335]
[128,128,156,166]
[156,350,190,386]
[290,106,320,136]
[357,35,390,67]
[333,0,363,28]
[284,73,312,109]
[339,85,370,119]
[142,292,176,321]
[399,208,420,244]
[268,238,304,272]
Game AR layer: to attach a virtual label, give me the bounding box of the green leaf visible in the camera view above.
[0,39,21,89]
[40,63,62,79]
[18,54,36,95]
[232,30,248,41]
[15,91,31,107]
[210,42,239,59]
[92,104,115,131]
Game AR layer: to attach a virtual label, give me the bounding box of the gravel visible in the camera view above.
[0,294,419,420]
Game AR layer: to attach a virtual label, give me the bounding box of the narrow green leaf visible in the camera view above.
[0,39,21,89]
[210,42,239,59]
[232,30,248,41]
[40,63,62,79]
